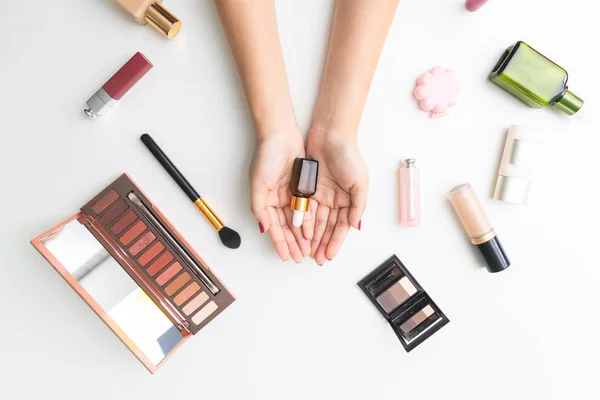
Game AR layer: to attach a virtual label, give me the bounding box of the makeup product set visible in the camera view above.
[384,20,585,348]
[33,1,587,371]
[31,174,234,373]
[359,255,449,351]
[83,0,182,118]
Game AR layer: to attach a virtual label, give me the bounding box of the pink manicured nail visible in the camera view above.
[358,220,362,231]
[258,222,265,233]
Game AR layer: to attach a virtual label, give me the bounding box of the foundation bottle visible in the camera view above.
[115,0,182,39]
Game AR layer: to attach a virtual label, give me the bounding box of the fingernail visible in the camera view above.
[358,220,362,231]
[258,222,265,233]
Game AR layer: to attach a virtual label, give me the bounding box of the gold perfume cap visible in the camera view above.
[145,3,182,39]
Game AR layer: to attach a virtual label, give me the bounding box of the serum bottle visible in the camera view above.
[290,158,319,227]
[489,41,583,115]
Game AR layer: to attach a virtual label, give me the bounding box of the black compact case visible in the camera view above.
[358,255,449,352]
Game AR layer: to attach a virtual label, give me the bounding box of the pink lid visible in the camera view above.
[465,0,490,12]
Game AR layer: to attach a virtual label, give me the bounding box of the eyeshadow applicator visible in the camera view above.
[141,134,241,249]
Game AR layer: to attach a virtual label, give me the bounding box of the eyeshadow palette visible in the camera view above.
[31,174,234,373]
[358,255,449,352]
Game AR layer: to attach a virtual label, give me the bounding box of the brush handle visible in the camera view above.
[141,134,200,202]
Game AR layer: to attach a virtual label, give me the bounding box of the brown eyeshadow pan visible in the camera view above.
[110,210,137,235]
[101,199,128,224]
[147,252,174,276]
[138,242,165,266]
[165,272,191,296]
[92,189,119,214]
[173,282,200,306]
[400,305,435,334]
[129,231,156,256]
[376,277,417,313]
[120,220,147,245]
[156,262,183,286]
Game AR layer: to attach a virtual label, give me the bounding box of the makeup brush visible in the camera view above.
[141,134,241,249]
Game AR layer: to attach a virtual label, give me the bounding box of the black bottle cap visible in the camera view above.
[476,236,510,273]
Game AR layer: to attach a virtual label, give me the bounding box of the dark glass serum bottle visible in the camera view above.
[290,158,319,227]
[489,41,583,115]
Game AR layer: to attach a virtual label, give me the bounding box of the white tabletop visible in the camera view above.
[1,0,598,399]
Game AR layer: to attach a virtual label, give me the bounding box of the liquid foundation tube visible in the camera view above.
[115,0,181,38]
[447,183,510,273]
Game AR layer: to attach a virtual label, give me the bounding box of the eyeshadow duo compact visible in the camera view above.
[31,174,234,373]
[358,255,449,351]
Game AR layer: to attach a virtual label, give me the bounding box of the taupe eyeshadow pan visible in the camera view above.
[376,277,417,313]
[400,305,435,334]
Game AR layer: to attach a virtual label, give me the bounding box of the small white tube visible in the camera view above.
[293,210,304,227]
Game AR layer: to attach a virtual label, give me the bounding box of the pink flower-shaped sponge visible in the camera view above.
[414,67,461,118]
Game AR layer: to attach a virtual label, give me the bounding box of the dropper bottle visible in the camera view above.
[290,158,319,227]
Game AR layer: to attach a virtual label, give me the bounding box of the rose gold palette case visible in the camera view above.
[31,174,235,373]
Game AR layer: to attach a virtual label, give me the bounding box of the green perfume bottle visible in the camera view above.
[489,41,583,115]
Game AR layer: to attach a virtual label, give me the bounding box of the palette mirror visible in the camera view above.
[40,218,184,367]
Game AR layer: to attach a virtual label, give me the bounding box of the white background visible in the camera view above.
[1,0,598,399]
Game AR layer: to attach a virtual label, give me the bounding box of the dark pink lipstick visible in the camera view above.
[84,52,153,119]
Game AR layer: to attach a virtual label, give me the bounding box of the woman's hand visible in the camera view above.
[250,125,314,262]
[306,128,368,265]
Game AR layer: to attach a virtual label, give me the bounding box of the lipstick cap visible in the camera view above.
[493,125,540,204]
[477,237,510,273]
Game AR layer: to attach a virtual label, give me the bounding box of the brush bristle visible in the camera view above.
[218,226,241,249]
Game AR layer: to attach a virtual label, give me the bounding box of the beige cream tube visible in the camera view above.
[447,183,495,244]
[447,183,510,273]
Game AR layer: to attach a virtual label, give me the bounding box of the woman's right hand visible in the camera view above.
[250,124,313,262]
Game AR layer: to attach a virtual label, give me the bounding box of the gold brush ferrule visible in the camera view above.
[145,3,182,39]
[194,198,225,231]
[290,196,310,212]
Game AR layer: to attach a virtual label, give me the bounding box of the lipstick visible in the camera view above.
[290,158,319,227]
[447,183,510,273]
[399,159,420,227]
[84,52,153,119]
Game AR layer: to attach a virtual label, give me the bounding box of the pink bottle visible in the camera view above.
[399,159,421,227]
[466,0,490,12]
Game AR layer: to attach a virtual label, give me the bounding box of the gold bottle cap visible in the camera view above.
[145,3,182,39]
[290,196,310,212]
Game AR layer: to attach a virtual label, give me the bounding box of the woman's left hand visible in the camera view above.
[306,128,369,265]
